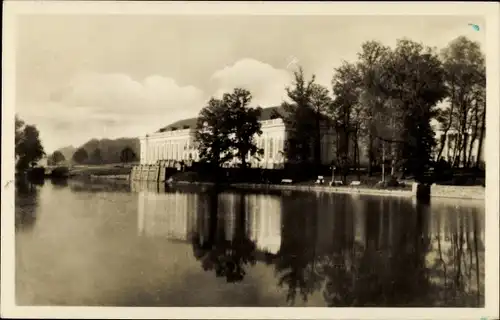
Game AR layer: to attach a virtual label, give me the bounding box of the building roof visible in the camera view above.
[157,106,285,132]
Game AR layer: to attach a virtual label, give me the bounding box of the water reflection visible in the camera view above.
[15,178,40,230]
[135,184,484,307]
[135,182,282,283]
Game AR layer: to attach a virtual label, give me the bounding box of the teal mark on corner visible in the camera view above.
[469,23,480,31]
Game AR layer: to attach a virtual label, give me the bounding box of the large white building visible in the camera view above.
[139,106,485,169]
[139,106,336,169]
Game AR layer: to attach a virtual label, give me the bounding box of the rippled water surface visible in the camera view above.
[15,179,485,307]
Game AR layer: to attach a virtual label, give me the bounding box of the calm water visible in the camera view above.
[15,179,485,307]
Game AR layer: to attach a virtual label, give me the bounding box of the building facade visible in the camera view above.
[139,106,336,169]
[139,106,484,169]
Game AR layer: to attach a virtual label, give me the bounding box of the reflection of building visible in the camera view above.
[137,189,198,240]
[139,106,335,168]
[136,186,283,255]
[245,194,282,254]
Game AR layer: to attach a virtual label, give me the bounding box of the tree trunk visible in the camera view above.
[462,132,469,168]
[342,127,350,184]
[353,130,360,180]
[475,108,486,169]
[381,142,386,182]
[240,150,247,170]
[315,112,322,173]
[438,83,456,161]
[451,134,461,168]
[466,133,477,168]
[368,132,374,176]
[467,99,480,168]
[436,133,448,161]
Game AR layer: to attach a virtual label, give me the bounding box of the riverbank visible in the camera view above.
[58,165,485,200]
[164,180,484,200]
[164,171,484,200]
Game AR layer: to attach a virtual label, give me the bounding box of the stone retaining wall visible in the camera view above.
[430,184,485,200]
[231,183,414,198]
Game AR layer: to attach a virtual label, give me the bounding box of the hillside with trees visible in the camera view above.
[53,138,140,165]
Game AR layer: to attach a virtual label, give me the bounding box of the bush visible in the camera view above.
[374,176,401,189]
[51,166,69,178]
[386,175,400,187]
[27,167,45,180]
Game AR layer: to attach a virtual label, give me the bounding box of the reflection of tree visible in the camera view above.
[15,178,39,230]
[273,192,322,305]
[270,194,483,307]
[318,200,433,306]
[429,206,484,306]
[191,191,257,283]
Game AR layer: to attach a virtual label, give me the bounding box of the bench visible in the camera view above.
[315,176,325,184]
[281,179,293,184]
[350,181,361,186]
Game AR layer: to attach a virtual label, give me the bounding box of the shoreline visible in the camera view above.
[58,174,485,201]
[162,180,485,201]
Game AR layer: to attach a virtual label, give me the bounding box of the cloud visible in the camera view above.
[18,73,209,152]
[210,58,293,107]
[18,58,301,152]
[50,72,206,115]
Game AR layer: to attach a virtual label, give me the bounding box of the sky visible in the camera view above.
[15,14,485,153]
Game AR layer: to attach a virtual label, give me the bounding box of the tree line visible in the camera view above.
[14,117,139,169]
[49,140,139,166]
[49,145,138,165]
[194,36,486,182]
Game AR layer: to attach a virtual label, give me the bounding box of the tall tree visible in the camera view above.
[356,41,391,175]
[15,122,45,172]
[310,83,333,169]
[378,39,447,181]
[281,67,317,165]
[223,88,263,169]
[439,36,486,168]
[49,151,66,165]
[330,61,363,181]
[120,146,137,163]
[195,97,234,173]
[72,147,89,164]
[90,148,103,164]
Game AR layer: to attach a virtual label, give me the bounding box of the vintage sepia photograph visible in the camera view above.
[2,1,499,319]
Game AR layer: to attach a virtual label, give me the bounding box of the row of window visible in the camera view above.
[256,136,285,160]
[144,136,291,163]
[145,140,198,162]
